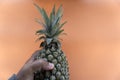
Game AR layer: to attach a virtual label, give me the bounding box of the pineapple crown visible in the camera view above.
[34,3,67,46]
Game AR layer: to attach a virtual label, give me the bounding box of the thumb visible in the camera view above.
[31,59,54,72]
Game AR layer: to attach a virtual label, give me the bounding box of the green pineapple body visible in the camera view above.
[34,46,69,80]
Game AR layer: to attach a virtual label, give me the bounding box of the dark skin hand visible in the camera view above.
[16,50,54,80]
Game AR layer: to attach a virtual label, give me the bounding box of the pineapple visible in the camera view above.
[34,3,69,80]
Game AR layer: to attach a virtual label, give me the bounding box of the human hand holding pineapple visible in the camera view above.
[16,50,54,80]
[9,3,69,80]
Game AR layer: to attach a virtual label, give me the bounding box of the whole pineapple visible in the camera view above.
[34,3,69,80]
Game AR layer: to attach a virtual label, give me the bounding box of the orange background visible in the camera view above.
[1,0,120,80]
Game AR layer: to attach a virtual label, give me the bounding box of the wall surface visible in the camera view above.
[1,0,120,80]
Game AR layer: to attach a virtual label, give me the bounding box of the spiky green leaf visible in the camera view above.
[51,23,60,36]
[52,4,56,16]
[53,29,64,38]
[34,3,50,27]
[35,18,46,29]
[56,5,63,19]
[52,5,63,27]
[42,8,50,27]
[50,12,53,26]
[51,21,66,36]
[59,21,67,30]
[35,36,46,42]
[50,5,56,24]
[36,30,51,37]
[52,17,60,27]
[36,30,46,35]
[34,3,43,17]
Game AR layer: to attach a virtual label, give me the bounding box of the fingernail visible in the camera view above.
[48,63,54,69]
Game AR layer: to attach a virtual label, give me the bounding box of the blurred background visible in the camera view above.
[1,0,120,80]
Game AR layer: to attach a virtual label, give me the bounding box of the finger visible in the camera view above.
[31,59,54,72]
[31,50,41,59]
[25,50,40,64]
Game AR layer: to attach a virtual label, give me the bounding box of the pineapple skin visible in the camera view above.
[34,47,69,80]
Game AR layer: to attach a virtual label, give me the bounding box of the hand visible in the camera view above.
[16,50,54,80]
